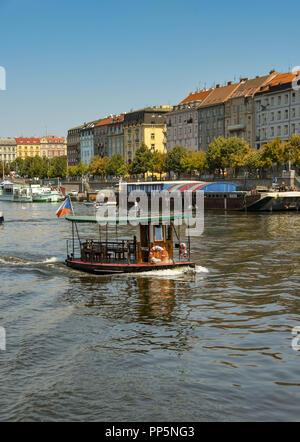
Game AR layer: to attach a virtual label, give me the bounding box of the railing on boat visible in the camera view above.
[67,239,138,264]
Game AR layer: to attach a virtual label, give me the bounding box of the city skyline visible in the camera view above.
[0,0,299,137]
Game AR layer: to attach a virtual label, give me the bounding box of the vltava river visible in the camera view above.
[0,201,299,421]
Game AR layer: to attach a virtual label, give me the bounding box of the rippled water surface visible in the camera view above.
[0,201,300,421]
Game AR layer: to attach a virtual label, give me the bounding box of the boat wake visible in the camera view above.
[0,255,59,266]
[128,265,209,279]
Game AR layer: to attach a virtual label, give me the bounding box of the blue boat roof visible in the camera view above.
[125,181,238,192]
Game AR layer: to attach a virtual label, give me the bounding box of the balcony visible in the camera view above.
[228,123,245,131]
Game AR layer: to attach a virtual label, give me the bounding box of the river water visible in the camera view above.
[0,201,299,421]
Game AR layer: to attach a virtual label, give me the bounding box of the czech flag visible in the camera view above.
[56,196,72,218]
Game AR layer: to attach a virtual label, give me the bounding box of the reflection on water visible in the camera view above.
[0,201,300,421]
[137,278,177,320]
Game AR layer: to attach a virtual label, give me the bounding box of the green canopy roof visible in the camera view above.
[65,213,192,224]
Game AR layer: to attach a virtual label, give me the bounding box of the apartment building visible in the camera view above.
[166,90,212,151]
[254,71,300,148]
[94,117,113,158]
[107,114,125,158]
[224,72,277,148]
[67,124,84,166]
[80,121,97,165]
[0,138,17,165]
[15,137,41,159]
[197,82,241,150]
[40,136,66,159]
[124,106,172,164]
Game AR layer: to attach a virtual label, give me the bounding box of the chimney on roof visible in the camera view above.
[216,84,221,88]
[269,69,276,74]
[240,77,249,82]
[227,81,232,85]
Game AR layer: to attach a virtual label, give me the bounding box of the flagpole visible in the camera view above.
[69,195,75,215]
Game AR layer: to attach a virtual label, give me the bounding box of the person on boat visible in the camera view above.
[280,181,286,191]
[133,198,140,215]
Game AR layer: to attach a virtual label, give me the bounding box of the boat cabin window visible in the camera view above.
[154,225,163,241]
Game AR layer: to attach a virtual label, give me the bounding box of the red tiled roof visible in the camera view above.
[180,89,213,105]
[229,74,276,99]
[258,71,300,93]
[43,136,65,142]
[108,114,125,125]
[15,137,41,144]
[95,117,114,127]
[199,82,241,107]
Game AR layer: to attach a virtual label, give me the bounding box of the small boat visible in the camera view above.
[0,211,4,223]
[31,185,64,203]
[0,181,14,201]
[12,186,33,202]
[65,214,195,275]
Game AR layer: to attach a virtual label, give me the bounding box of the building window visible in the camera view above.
[151,133,155,139]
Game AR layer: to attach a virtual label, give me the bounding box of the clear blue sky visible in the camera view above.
[0,0,299,138]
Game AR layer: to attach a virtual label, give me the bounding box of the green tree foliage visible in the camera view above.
[150,151,167,179]
[165,145,188,176]
[206,137,250,175]
[67,165,78,177]
[11,156,67,178]
[47,156,67,178]
[89,156,110,176]
[244,148,263,172]
[75,161,89,177]
[260,138,285,171]
[226,137,251,176]
[130,143,153,176]
[10,157,24,175]
[180,149,206,175]
[29,156,50,178]
[0,162,10,176]
[205,137,227,174]
[284,136,300,167]
[106,154,127,176]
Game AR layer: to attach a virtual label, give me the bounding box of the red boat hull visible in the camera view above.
[65,259,196,275]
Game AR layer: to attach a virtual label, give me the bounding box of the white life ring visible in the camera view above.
[149,246,166,264]
[179,243,188,259]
